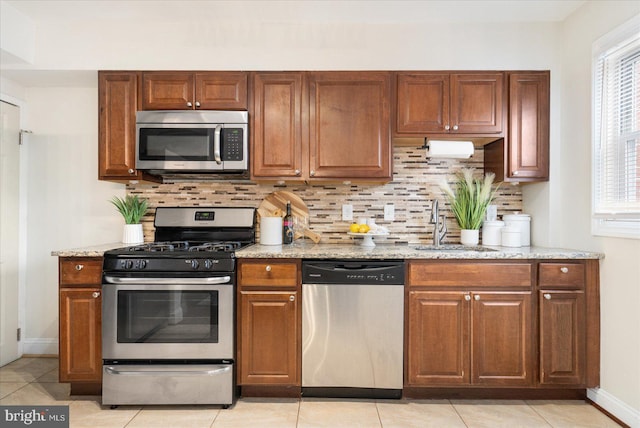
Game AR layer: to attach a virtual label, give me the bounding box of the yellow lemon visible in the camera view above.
[358,224,370,234]
[349,223,360,233]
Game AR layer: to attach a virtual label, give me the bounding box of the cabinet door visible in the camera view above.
[539,291,586,385]
[507,72,550,180]
[98,71,141,180]
[407,291,470,385]
[450,73,503,134]
[251,72,304,179]
[472,292,533,386]
[396,73,449,134]
[309,72,392,180]
[142,72,194,110]
[59,288,102,382]
[239,291,299,385]
[195,72,248,110]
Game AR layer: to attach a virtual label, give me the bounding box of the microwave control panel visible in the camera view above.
[222,128,244,161]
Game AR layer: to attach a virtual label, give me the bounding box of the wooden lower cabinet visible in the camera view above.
[408,290,532,387]
[238,291,299,385]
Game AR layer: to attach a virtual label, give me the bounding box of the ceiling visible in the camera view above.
[6,0,587,24]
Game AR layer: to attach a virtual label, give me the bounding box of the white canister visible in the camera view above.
[260,217,283,245]
[501,225,521,247]
[503,213,531,246]
[482,220,504,246]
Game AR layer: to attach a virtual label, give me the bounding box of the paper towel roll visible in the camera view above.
[426,140,474,158]
[260,217,283,245]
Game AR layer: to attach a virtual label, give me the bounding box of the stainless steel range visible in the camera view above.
[101,207,255,407]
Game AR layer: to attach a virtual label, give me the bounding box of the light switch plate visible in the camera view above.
[384,204,395,221]
[342,204,353,221]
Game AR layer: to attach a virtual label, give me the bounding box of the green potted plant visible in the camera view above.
[110,195,149,244]
[439,168,499,246]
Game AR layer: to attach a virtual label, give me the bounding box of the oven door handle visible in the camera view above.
[104,366,232,376]
[103,275,231,285]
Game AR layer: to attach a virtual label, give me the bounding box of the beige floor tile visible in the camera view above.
[212,398,299,428]
[0,382,72,405]
[68,399,141,428]
[0,358,58,382]
[126,405,220,428]
[451,399,552,428]
[298,398,381,428]
[0,382,28,399]
[376,399,466,428]
[36,368,59,383]
[527,400,621,428]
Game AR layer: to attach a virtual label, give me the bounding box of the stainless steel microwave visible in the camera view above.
[135,110,248,173]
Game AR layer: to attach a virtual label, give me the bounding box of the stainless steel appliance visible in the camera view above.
[301,260,404,399]
[101,207,256,407]
[135,110,248,174]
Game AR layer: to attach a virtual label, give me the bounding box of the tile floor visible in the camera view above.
[0,358,622,428]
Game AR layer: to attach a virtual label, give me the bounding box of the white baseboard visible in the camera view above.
[22,338,58,356]
[588,387,640,427]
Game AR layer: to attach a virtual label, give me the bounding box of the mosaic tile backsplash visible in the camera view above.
[127,145,523,244]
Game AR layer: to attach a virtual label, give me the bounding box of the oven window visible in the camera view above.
[138,128,213,161]
[117,290,219,343]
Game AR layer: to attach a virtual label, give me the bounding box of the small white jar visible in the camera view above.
[482,220,504,246]
[503,213,531,246]
[501,225,521,247]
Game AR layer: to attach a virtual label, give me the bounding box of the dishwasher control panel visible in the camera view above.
[302,261,405,285]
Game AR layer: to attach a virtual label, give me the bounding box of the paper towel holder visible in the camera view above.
[423,138,474,159]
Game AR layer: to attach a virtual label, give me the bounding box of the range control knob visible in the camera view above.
[123,260,134,270]
[190,259,200,270]
[138,260,147,269]
[204,259,214,270]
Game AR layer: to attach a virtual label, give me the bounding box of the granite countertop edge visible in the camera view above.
[51,243,605,260]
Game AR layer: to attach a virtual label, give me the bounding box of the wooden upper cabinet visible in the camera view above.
[251,72,304,179]
[309,71,392,180]
[142,71,248,110]
[507,71,550,181]
[395,72,504,136]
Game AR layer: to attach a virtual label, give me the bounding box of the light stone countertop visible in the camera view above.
[52,242,604,260]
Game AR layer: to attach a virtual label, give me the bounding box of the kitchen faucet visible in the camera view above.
[430,200,447,247]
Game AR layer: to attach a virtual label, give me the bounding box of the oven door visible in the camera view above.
[102,276,233,360]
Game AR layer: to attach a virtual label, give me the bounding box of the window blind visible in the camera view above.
[593,22,640,222]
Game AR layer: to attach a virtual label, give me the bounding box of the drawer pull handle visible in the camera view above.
[265,265,272,272]
[474,295,480,301]
[75,264,84,271]
[92,292,100,298]
[560,267,569,273]
[544,293,551,300]
[289,295,295,302]
[464,294,471,301]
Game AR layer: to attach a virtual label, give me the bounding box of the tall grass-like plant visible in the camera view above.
[439,168,499,230]
[110,195,149,224]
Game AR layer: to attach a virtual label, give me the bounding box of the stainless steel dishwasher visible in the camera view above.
[302,260,404,399]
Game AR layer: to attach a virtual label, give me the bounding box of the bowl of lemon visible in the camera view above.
[347,222,389,247]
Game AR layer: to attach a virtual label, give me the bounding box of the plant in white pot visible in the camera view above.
[110,195,149,244]
[439,168,500,246]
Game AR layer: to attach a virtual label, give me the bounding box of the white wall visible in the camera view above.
[556,2,640,425]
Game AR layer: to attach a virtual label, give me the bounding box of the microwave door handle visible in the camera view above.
[214,124,223,165]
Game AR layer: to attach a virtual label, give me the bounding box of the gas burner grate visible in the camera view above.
[127,241,190,252]
[188,241,243,252]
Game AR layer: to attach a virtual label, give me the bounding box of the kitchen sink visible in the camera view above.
[414,245,498,252]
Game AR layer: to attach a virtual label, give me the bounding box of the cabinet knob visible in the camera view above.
[464,294,471,301]
[444,125,451,131]
[310,170,316,177]
[265,265,272,272]
[128,168,135,175]
[187,101,193,107]
[289,295,295,302]
[295,169,301,176]
[195,101,201,108]
[544,293,551,300]
[92,292,100,298]
[513,170,519,175]
[474,295,480,301]
[560,267,569,273]
[453,125,459,131]
[75,264,84,271]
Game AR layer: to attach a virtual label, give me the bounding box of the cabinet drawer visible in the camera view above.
[408,262,532,288]
[239,261,298,287]
[59,258,103,286]
[538,263,585,288]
